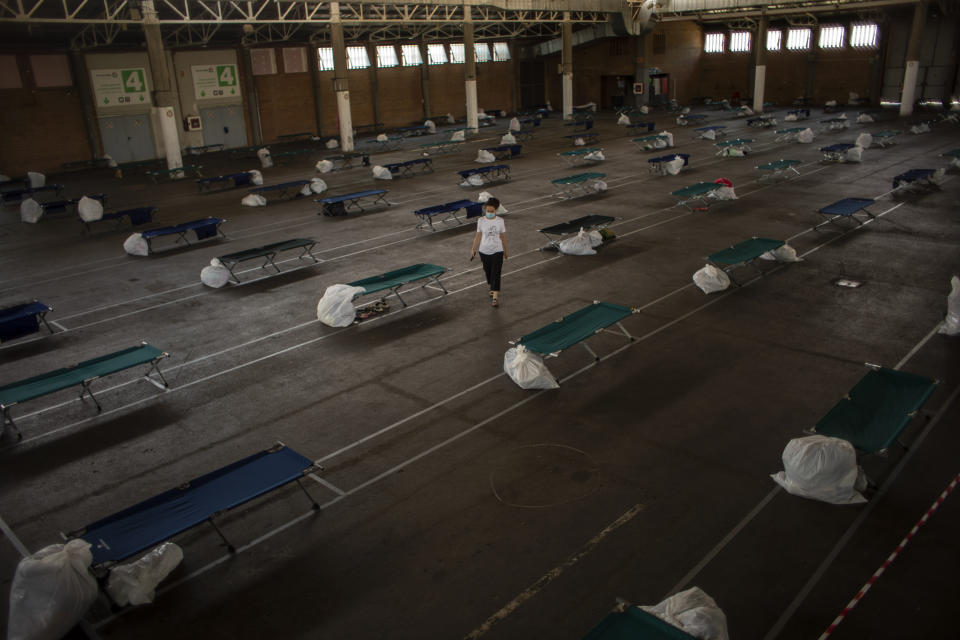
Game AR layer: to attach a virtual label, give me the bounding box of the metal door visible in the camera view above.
[200,105,247,149]
[99,115,155,163]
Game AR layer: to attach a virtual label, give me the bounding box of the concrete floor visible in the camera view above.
[1,105,958,640]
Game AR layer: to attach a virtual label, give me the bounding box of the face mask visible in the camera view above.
[485,212,496,219]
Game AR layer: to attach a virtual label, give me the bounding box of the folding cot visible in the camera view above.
[519,118,541,127]
[0,342,168,439]
[478,113,497,127]
[249,180,312,202]
[364,136,404,151]
[116,159,162,177]
[892,169,939,192]
[316,189,390,216]
[632,134,672,150]
[821,117,850,131]
[324,152,370,169]
[625,122,655,133]
[756,159,801,181]
[0,301,54,343]
[31,194,109,217]
[558,147,604,166]
[715,138,753,155]
[196,171,255,193]
[1,184,64,207]
[774,127,805,143]
[140,217,225,253]
[552,173,607,199]
[671,182,725,210]
[807,366,938,455]
[347,263,448,308]
[270,149,316,165]
[513,127,537,142]
[482,144,522,160]
[819,143,856,162]
[65,442,322,571]
[383,157,433,178]
[457,165,511,186]
[61,158,113,172]
[447,126,477,137]
[694,125,726,138]
[747,115,777,128]
[81,206,157,234]
[707,237,786,285]
[814,197,876,229]
[538,215,615,250]
[676,113,707,126]
[229,145,268,159]
[941,148,960,161]
[420,140,464,155]
[145,165,202,183]
[648,154,690,175]
[277,131,313,142]
[510,302,636,383]
[185,143,224,154]
[0,177,31,193]
[787,108,810,120]
[413,199,483,231]
[396,124,431,137]
[872,130,900,148]
[217,239,319,283]
[563,132,600,145]
[581,604,698,640]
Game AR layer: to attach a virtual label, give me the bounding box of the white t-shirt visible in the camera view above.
[477,215,506,254]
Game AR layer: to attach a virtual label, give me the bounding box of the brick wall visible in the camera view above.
[0,54,90,176]
[253,49,317,142]
[376,65,424,126]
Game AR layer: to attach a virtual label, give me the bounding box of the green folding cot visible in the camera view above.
[347,263,448,308]
[582,605,697,640]
[707,237,785,285]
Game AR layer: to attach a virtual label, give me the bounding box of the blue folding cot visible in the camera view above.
[140,217,225,253]
[196,171,255,192]
[364,136,404,151]
[457,165,511,185]
[892,169,938,192]
[0,342,168,439]
[482,144,522,160]
[249,180,312,202]
[563,133,599,145]
[217,239,319,283]
[316,189,390,216]
[625,121,655,133]
[33,194,108,217]
[819,143,856,162]
[1,184,64,207]
[413,199,483,231]
[65,442,322,571]
[0,301,54,343]
[564,119,594,133]
[396,124,431,137]
[787,108,810,120]
[383,157,433,178]
[81,206,156,234]
[814,197,875,229]
[676,113,707,126]
[694,125,726,138]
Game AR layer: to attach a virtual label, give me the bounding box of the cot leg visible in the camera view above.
[148,360,169,388]
[80,381,103,412]
[432,275,448,295]
[265,254,282,274]
[225,264,241,284]
[38,311,55,334]
[2,407,22,441]
[581,342,600,362]
[207,517,236,554]
[300,245,320,263]
[391,286,408,307]
[615,322,635,342]
[296,478,321,511]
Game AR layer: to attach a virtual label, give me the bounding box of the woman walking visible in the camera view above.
[469,197,508,307]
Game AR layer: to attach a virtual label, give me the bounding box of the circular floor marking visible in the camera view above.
[489,443,600,509]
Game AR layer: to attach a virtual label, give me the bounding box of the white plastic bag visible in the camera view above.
[310,177,327,194]
[701,129,716,141]
[446,113,455,124]
[640,587,729,640]
[241,194,267,207]
[740,106,754,116]
[503,345,559,390]
[316,284,366,327]
[102,154,118,168]
[424,119,436,134]
[20,198,43,224]
[372,165,393,180]
[797,128,814,144]
[573,137,585,146]
[722,147,745,158]
[855,132,873,149]
[0,174,10,182]
[617,114,631,126]
[509,117,521,131]
[249,169,263,185]
[664,157,685,176]
[123,233,149,256]
[640,105,649,114]
[784,113,798,122]
[931,168,946,185]
[315,160,334,173]
[653,138,668,149]
[201,259,231,288]
[592,180,608,193]
[771,435,867,504]
[256,147,273,168]
[713,186,737,200]
[475,150,495,163]
[659,130,674,147]
[760,244,801,263]
[7,540,99,640]
[462,174,484,187]
[676,116,687,126]
[857,113,875,124]
[584,150,605,162]
[939,276,960,336]
[693,264,730,294]
[325,138,340,149]
[450,130,465,142]
[587,230,603,248]
[845,146,864,163]
[500,133,517,145]
[826,100,837,107]
[299,184,312,196]
[106,542,184,606]
[27,171,45,188]
[558,229,597,256]
[376,133,388,142]
[77,196,103,223]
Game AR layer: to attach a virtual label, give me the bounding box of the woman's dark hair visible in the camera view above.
[485,197,500,210]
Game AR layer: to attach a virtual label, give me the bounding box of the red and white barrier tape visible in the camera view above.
[818,472,960,639]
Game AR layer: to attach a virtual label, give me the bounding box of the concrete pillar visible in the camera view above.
[561,12,573,119]
[418,41,432,119]
[69,50,102,158]
[507,42,517,114]
[330,2,354,151]
[752,15,768,112]
[464,12,479,131]
[240,47,263,144]
[900,0,927,116]
[366,43,381,129]
[309,45,324,137]
[141,0,183,170]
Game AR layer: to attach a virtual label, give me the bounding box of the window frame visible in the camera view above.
[346,45,371,70]
[703,32,725,54]
[786,28,812,51]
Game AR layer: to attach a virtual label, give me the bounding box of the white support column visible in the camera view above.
[900,1,927,116]
[141,0,183,171]
[330,2,354,151]
[464,10,479,131]
[752,15,768,113]
[562,13,573,119]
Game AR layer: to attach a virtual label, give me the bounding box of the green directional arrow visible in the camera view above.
[201,90,206,97]
[103,97,109,104]
[138,95,144,101]
[230,88,235,95]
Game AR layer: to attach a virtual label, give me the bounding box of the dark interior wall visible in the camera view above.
[252,47,317,142]
[648,21,709,104]
[0,54,91,176]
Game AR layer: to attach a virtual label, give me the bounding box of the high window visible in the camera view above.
[704,33,724,53]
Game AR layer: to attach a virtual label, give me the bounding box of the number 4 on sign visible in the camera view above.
[123,69,144,93]
[218,66,235,87]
